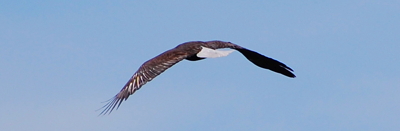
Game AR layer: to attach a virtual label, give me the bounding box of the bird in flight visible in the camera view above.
[100,40,295,115]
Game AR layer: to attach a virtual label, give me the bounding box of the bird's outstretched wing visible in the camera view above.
[203,41,295,78]
[235,48,296,78]
[99,49,188,115]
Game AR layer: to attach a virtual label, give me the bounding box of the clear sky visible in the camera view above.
[1,0,399,131]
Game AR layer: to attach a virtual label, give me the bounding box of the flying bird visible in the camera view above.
[100,40,295,115]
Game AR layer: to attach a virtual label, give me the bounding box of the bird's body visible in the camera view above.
[100,40,295,115]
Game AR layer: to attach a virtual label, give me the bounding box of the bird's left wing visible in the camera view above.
[99,49,189,115]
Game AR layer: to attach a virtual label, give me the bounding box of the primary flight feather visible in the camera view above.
[100,40,295,115]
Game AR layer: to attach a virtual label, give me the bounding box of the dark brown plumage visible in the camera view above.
[99,40,295,115]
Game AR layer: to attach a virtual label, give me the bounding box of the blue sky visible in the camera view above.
[1,0,399,130]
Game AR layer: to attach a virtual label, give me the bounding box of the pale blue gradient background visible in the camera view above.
[1,1,399,131]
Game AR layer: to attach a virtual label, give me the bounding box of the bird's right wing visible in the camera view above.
[99,49,189,115]
[236,48,296,78]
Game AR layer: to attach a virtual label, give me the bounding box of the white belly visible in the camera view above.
[197,46,235,58]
